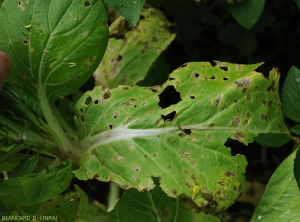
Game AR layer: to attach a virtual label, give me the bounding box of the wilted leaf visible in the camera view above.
[74,61,288,212]
[93,7,175,88]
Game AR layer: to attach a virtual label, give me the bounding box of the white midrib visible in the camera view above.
[82,123,266,152]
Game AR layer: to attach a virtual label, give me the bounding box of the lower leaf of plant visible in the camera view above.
[74,61,289,212]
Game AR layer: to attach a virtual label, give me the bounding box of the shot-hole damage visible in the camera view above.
[108,124,113,129]
[158,85,182,109]
[85,96,92,105]
[220,66,228,71]
[18,1,25,10]
[194,73,201,78]
[190,96,195,99]
[23,38,29,45]
[210,76,216,80]
[161,111,176,122]
[84,0,91,7]
[223,77,228,81]
[117,55,123,61]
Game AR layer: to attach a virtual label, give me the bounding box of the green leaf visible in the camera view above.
[10,153,39,178]
[282,66,300,123]
[0,160,72,212]
[74,62,288,212]
[254,133,290,148]
[0,0,108,156]
[250,147,300,221]
[0,0,108,104]
[75,185,109,222]
[94,7,175,88]
[12,185,109,222]
[228,0,266,29]
[110,179,221,222]
[103,0,145,27]
[292,0,300,10]
[290,124,300,135]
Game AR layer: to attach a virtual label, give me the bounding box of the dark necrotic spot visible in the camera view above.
[94,100,99,105]
[158,85,182,109]
[161,111,176,122]
[103,91,111,99]
[223,77,228,81]
[210,76,215,80]
[152,36,159,42]
[261,113,268,121]
[108,124,113,129]
[183,129,192,134]
[89,56,95,62]
[232,117,240,127]
[190,96,195,99]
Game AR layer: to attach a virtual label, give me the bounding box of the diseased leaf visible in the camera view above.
[282,66,300,123]
[103,0,145,27]
[228,0,266,29]
[0,160,72,212]
[250,147,300,221]
[74,62,288,212]
[94,7,175,88]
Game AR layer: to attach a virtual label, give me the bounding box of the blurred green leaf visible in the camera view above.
[292,0,300,10]
[290,124,300,135]
[228,0,266,29]
[254,133,290,148]
[0,160,72,212]
[94,7,175,88]
[282,66,300,123]
[103,0,145,27]
[75,62,288,212]
[10,153,39,178]
[251,147,300,221]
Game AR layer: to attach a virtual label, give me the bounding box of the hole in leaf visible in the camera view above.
[194,73,201,78]
[210,76,215,80]
[23,38,29,44]
[158,85,182,109]
[85,96,92,105]
[103,91,111,99]
[223,77,228,81]
[169,77,175,80]
[190,96,195,99]
[84,0,91,7]
[108,124,113,129]
[161,111,176,122]
[94,100,99,105]
[220,66,228,71]
[117,55,123,61]
[183,129,192,134]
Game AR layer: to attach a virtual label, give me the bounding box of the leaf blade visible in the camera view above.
[74,62,289,212]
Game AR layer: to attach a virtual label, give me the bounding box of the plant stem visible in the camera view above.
[107,182,120,212]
